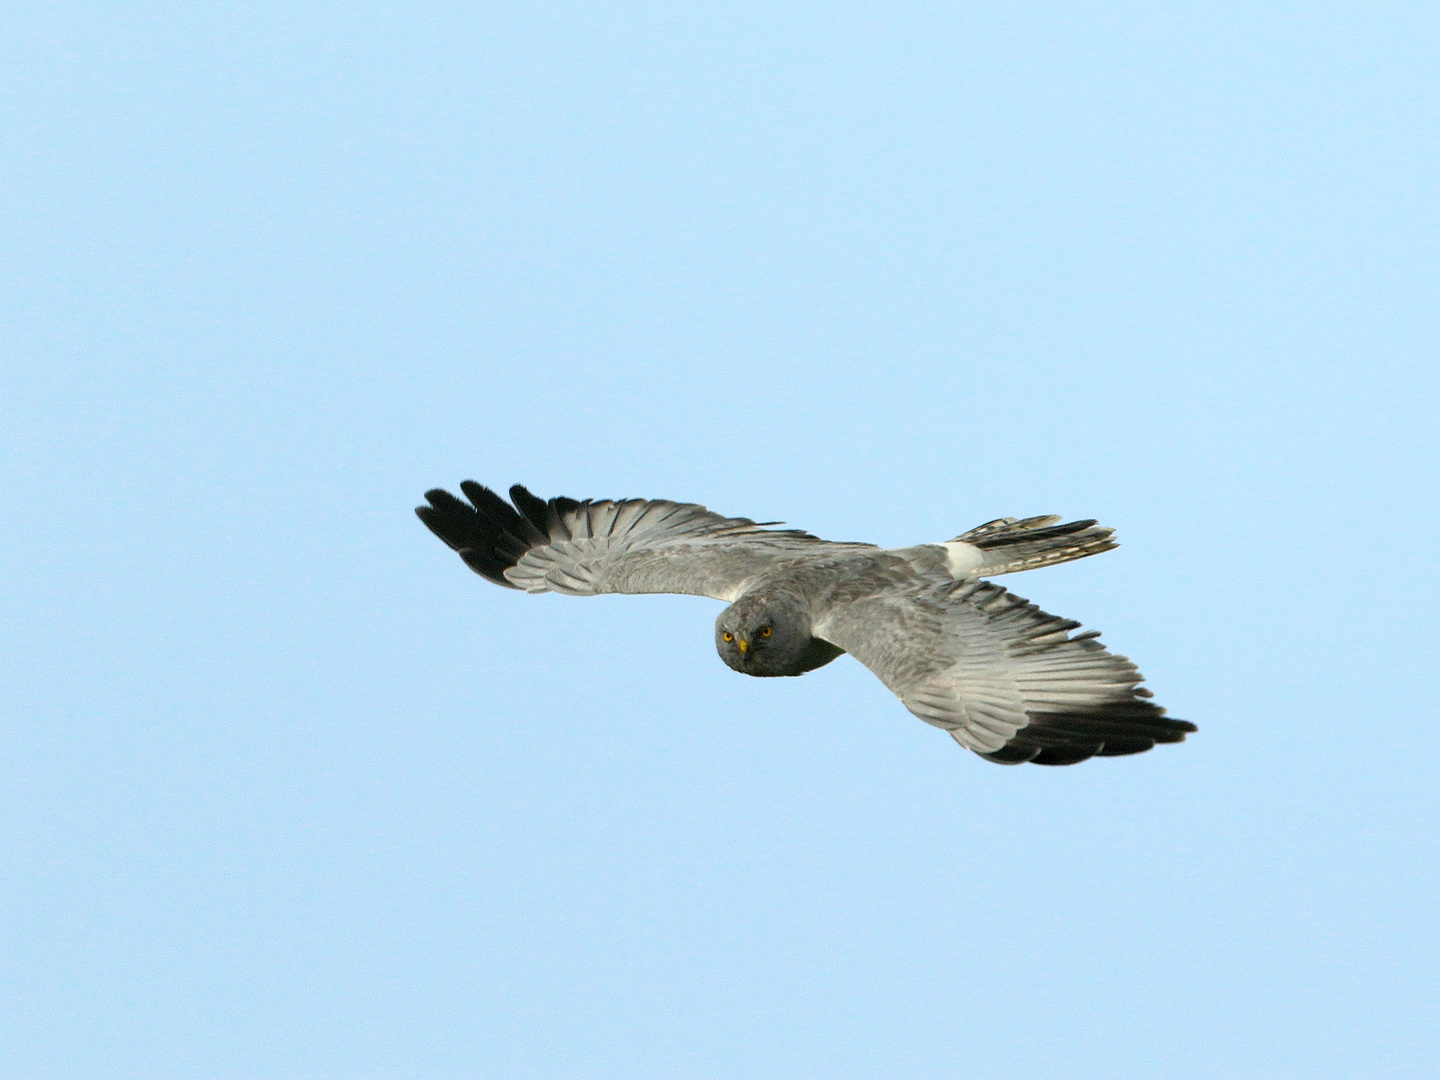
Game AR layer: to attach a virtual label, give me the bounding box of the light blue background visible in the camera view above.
[4,4,1437,1078]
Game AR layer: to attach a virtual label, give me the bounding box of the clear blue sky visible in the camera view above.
[4,4,1437,1078]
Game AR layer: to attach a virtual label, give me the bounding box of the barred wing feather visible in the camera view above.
[816,579,1196,765]
[417,482,863,602]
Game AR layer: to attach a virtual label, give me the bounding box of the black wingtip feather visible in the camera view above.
[982,744,1042,765]
[415,491,480,553]
[1031,746,1099,766]
[419,481,574,590]
[458,546,515,586]
[984,706,1197,766]
[509,484,551,533]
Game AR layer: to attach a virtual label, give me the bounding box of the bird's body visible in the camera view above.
[418,482,1195,766]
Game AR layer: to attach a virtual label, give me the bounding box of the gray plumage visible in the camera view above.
[417,482,1195,766]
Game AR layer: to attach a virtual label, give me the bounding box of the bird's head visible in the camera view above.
[715,592,813,677]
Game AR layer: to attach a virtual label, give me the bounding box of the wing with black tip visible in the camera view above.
[417,482,868,602]
[815,579,1195,766]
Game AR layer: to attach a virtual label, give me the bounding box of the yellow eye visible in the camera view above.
[722,631,733,642]
[760,626,772,637]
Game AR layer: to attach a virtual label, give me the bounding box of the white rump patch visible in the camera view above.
[942,541,986,578]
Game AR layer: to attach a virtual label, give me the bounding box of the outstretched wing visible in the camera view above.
[815,579,1195,766]
[417,482,868,602]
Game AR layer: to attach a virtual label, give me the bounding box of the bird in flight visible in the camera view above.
[417,483,1195,766]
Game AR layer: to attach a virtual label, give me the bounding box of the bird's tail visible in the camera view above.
[948,516,1118,577]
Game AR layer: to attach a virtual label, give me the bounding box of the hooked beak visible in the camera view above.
[737,639,749,654]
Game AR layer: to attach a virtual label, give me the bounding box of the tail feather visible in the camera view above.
[953,515,1063,541]
[948,516,1118,577]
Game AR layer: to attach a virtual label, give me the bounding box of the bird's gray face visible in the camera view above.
[715,594,812,678]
